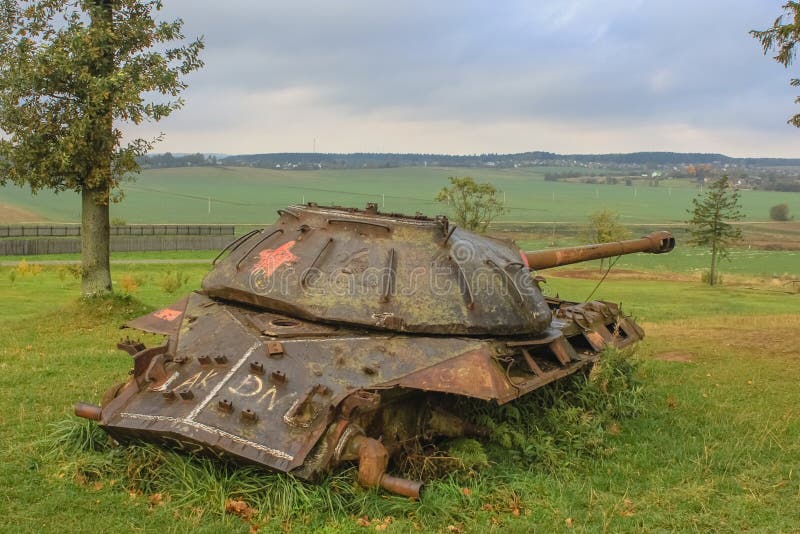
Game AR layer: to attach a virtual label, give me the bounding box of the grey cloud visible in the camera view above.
[142,0,800,155]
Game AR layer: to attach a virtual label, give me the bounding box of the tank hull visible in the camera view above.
[91,290,643,490]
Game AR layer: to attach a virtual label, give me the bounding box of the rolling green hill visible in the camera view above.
[0,166,797,224]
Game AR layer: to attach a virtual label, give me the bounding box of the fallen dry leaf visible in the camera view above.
[608,422,621,435]
[666,395,678,409]
[148,493,164,507]
[375,517,393,531]
[565,517,574,528]
[461,487,471,496]
[225,498,255,521]
[619,498,635,517]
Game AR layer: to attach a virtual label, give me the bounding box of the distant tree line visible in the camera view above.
[138,152,218,169]
[221,152,527,169]
[544,171,642,185]
[544,171,586,181]
[759,179,800,192]
[135,150,800,174]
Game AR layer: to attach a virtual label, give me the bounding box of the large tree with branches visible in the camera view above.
[751,2,800,126]
[0,0,203,295]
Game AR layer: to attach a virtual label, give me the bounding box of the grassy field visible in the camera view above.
[3,238,797,280]
[1,166,798,224]
[0,261,798,532]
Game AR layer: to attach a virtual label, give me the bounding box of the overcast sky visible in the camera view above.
[130,0,800,158]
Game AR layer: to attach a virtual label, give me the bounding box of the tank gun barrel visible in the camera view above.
[524,231,675,270]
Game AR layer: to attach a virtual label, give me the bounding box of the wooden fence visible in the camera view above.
[0,236,233,256]
[0,224,234,238]
[0,224,238,255]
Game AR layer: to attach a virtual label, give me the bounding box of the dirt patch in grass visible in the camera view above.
[550,268,799,288]
[746,241,800,251]
[741,221,800,250]
[0,203,45,223]
[645,314,800,363]
[653,351,695,362]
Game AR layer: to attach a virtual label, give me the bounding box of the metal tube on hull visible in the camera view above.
[524,231,675,270]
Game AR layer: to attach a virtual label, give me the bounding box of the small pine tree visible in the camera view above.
[687,177,745,286]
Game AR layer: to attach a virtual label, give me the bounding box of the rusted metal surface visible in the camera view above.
[524,231,674,270]
[77,203,674,498]
[201,203,552,335]
[74,402,102,421]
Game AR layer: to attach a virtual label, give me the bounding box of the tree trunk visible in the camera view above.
[81,186,112,296]
[709,239,717,286]
[80,0,113,297]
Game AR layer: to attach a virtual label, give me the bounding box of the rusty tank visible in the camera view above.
[76,203,675,498]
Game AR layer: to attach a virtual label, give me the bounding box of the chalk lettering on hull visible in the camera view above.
[174,369,220,392]
[174,371,202,391]
[258,386,279,411]
[199,369,219,388]
[228,374,263,397]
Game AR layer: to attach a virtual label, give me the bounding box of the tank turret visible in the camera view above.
[201,204,674,336]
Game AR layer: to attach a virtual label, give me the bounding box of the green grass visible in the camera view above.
[546,276,799,323]
[1,166,798,224]
[1,264,799,532]
[592,247,799,278]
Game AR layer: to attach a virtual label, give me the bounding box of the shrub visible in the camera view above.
[118,273,143,294]
[769,203,791,221]
[15,258,28,276]
[159,270,189,294]
[15,258,41,277]
[701,269,723,285]
[56,264,84,281]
